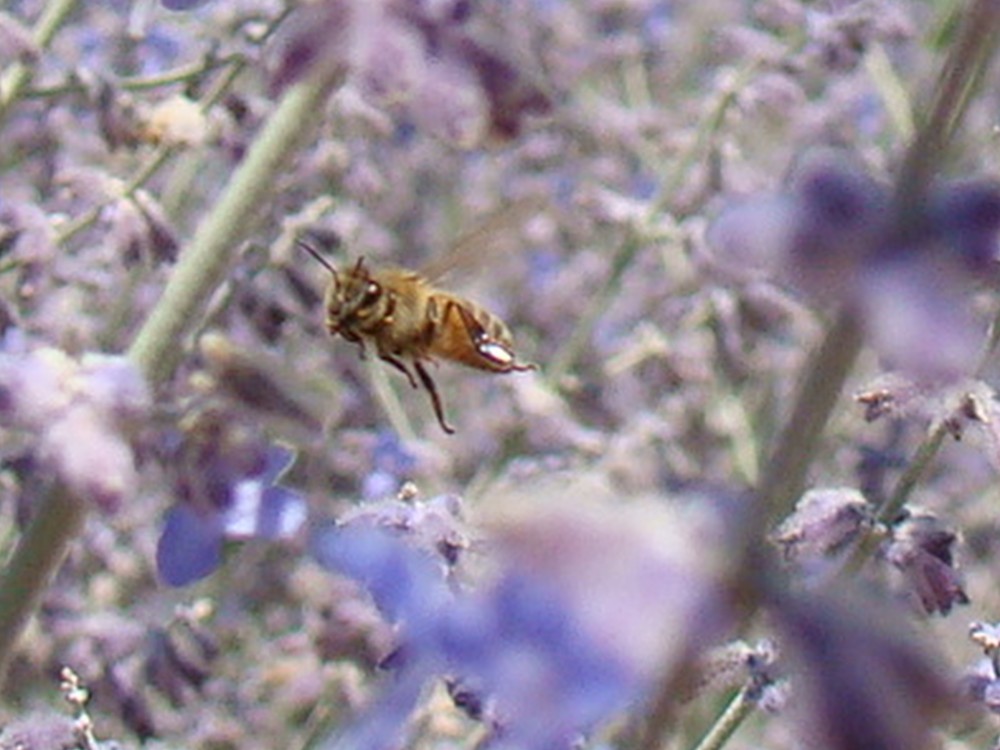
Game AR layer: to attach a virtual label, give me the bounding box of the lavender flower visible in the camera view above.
[966,622,1000,716]
[358,430,418,501]
[269,0,551,146]
[708,152,1000,381]
[0,343,150,513]
[773,487,873,564]
[886,512,969,616]
[156,418,304,586]
[311,495,730,750]
[776,592,957,750]
[338,489,467,564]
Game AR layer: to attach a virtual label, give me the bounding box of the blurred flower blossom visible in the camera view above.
[269,0,551,146]
[359,430,418,500]
[196,331,325,437]
[776,592,957,750]
[0,712,78,750]
[0,343,150,512]
[66,600,219,739]
[802,1,913,72]
[773,487,873,564]
[156,410,304,586]
[708,151,1000,381]
[143,609,220,707]
[140,95,210,148]
[885,512,968,616]
[0,12,39,64]
[339,490,468,567]
[311,495,730,750]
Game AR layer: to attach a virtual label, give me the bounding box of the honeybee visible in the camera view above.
[298,203,538,434]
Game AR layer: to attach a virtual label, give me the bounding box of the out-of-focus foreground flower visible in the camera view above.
[775,591,958,750]
[707,151,1000,381]
[310,493,732,750]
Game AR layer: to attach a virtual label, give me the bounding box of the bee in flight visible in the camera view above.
[298,203,538,434]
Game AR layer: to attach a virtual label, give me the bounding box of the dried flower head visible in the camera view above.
[885,512,969,615]
[773,487,873,563]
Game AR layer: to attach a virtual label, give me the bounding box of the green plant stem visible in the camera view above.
[0,486,84,687]
[690,689,756,750]
[56,52,247,247]
[128,68,342,381]
[743,312,864,566]
[837,423,949,578]
[0,66,343,687]
[894,0,1000,219]
[0,0,79,129]
[24,53,242,99]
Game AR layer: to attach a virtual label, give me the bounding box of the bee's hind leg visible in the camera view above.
[413,360,456,435]
[379,352,419,389]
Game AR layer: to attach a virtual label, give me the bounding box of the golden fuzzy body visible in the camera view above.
[310,254,534,433]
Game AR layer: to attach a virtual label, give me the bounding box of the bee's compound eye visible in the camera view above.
[478,340,514,366]
[362,282,381,304]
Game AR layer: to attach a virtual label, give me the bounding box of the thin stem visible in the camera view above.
[690,689,757,750]
[0,486,85,683]
[24,54,242,99]
[747,312,864,557]
[0,0,79,128]
[56,51,248,247]
[893,0,1000,219]
[837,424,948,578]
[128,68,343,382]
[0,65,344,686]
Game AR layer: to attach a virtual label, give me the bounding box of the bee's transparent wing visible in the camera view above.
[420,195,547,283]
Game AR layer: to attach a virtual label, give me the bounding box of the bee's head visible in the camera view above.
[297,241,388,337]
[332,257,385,322]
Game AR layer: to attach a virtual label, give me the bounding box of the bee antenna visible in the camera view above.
[296,238,338,277]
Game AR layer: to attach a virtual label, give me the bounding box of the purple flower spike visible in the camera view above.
[310,522,452,627]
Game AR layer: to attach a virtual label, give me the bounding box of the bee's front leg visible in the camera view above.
[338,329,369,361]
